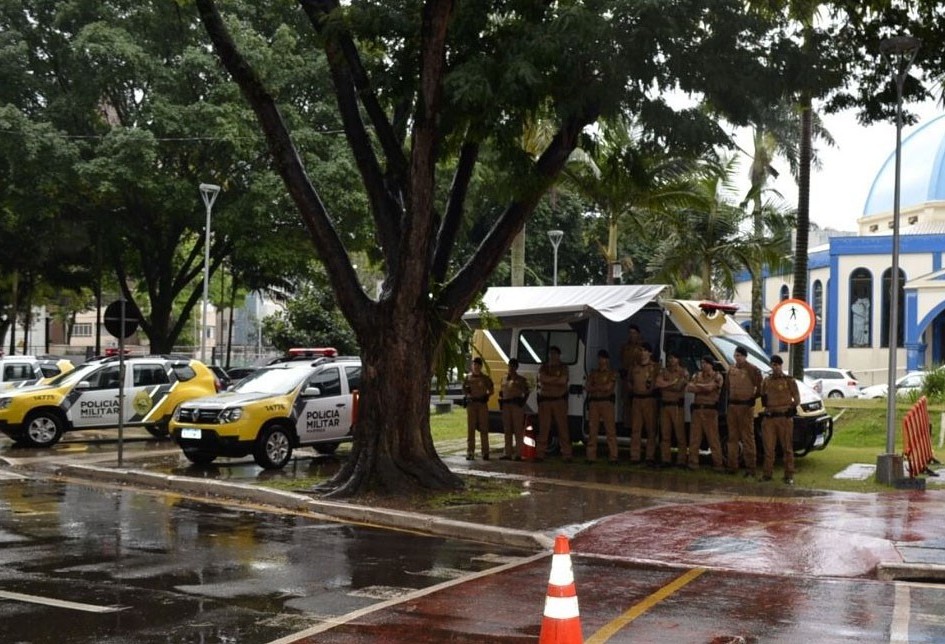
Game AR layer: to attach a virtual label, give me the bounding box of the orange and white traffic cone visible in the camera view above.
[539,534,583,643]
[522,415,537,461]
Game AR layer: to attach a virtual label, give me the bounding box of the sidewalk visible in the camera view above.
[10,443,945,582]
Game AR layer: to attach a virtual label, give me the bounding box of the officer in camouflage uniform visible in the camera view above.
[584,349,618,464]
[760,354,800,485]
[499,358,530,460]
[463,357,494,460]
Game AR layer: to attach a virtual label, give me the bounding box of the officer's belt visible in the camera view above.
[632,393,657,399]
[538,394,566,403]
[588,395,615,403]
[467,395,489,404]
[661,400,684,407]
[691,403,717,410]
[728,399,755,406]
[499,397,526,407]
[765,409,794,418]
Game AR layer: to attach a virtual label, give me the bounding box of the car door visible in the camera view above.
[129,362,173,424]
[68,364,123,428]
[295,365,352,443]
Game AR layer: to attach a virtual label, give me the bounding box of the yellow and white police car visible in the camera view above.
[0,356,217,447]
[170,356,360,469]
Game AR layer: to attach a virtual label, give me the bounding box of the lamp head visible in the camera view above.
[547,229,564,246]
[199,182,221,209]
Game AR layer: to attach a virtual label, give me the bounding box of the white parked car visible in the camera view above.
[859,371,927,399]
[803,368,861,399]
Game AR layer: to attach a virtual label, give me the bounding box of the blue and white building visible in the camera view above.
[734,114,945,385]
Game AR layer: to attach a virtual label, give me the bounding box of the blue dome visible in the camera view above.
[863,114,945,216]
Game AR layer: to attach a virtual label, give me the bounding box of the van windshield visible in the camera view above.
[711,336,771,374]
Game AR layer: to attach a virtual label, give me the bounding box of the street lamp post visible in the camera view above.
[199,183,221,364]
[876,35,920,485]
[548,230,564,286]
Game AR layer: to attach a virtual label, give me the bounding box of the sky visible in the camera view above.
[736,99,943,233]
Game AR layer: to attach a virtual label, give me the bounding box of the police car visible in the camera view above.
[0,356,75,391]
[170,355,360,469]
[0,356,217,447]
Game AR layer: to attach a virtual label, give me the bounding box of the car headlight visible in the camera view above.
[218,407,243,423]
[0,398,10,410]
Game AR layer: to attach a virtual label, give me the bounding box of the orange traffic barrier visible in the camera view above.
[539,534,583,644]
[903,396,936,478]
[522,415,537,461]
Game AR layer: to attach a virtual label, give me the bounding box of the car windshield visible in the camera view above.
[711,335,771,373]
[232,366,310,395]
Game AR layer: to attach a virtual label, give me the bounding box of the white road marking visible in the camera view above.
[0,590,127,613]
[890,582,910,643]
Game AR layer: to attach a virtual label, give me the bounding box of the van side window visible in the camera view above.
[664,335,713,377]
[516,330,579,365]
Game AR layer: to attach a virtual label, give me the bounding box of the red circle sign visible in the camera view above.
[770,298,815,344]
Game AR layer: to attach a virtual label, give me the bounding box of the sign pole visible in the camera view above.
[118,298,126,468]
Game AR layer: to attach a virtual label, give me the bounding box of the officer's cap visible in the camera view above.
[770,354,783,364]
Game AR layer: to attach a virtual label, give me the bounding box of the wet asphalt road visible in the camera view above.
[0,477,530,643]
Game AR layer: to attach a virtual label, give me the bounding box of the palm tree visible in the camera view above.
[743,100,833,346]
[648,156,793,300]
[563,116,697,283]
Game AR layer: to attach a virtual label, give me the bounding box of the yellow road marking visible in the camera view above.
[586,567,706,643]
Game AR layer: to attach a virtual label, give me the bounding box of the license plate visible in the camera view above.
[180,428,201,439]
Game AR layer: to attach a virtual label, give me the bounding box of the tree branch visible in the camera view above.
[299,0,403,266]
[442,113,594,318]
[432,140,479,282]
[194,0,371,330]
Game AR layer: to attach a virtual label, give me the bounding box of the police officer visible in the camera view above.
[537,346,571,462]
[726,345,763,476]
[629,342,660,465]
[686,355,724,471]
[619,325,644,430]
[656,352,689,467]
[499,358,530,460]
[463,357,494,460]
[760,354,800,484]
[584,349,618,464]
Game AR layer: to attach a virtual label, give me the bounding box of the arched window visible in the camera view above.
[881,268,905,348]
[778,285,790,351]
[849,268,872,348]
[812,280,823,351]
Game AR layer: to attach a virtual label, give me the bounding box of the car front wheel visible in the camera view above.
[254,425,293,469]
[827,391,844,399]
[23,411,64,448]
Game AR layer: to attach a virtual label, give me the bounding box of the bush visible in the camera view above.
[921,365,945,403]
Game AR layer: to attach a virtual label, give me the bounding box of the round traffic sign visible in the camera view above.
[770,298,815,344]
[103,299,141,339]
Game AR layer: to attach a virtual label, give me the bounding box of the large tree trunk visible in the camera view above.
[321,308,463,498]
[789,93,812,381]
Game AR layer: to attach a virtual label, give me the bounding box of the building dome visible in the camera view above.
[863,114,945,216]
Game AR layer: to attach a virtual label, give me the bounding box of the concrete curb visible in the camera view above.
[43,463,553,553]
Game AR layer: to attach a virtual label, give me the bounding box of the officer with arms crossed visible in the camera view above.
[760,354,800,485]
[629,343,660,465]
[656,352,689,467]
[499,358,530,460]
[537,346,571,462]
[726,345,763,477]
[463,357,494,460]
[619,325,644,432]
[584,349,618,464]
[687,356,725,471]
